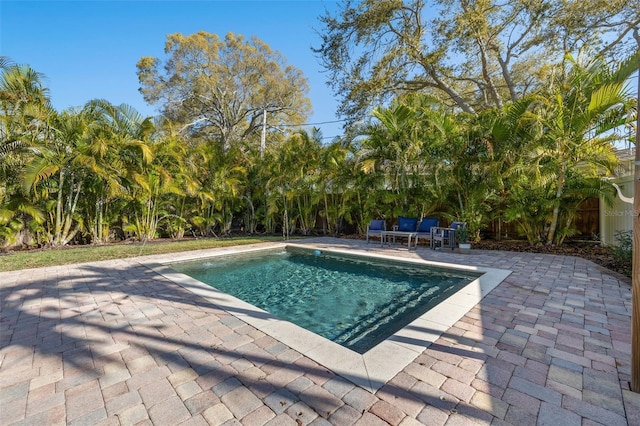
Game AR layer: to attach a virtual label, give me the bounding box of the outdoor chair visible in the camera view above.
[415,217,439,246]
[366,219,386,243]
[431,221,466,250]
[393,216,419,232]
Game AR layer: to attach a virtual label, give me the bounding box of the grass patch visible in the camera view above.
[0,236,288,272]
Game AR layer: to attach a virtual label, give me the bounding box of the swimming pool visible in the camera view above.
[171,247,481,353]
[150,241,511,391]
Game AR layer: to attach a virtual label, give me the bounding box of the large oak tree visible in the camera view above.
[137,31,312,152]
[314,0,639,122]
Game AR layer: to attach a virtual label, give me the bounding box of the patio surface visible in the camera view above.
[1,237,639,425]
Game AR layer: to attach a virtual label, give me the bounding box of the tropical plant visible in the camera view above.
[263,129,323,236]
[456,225,469,244]
[21,108,93,246]
[317,138,351,235]
[522,51,637,245]
[435,111,499,242]
[73,100,152,243]
[612,230,633,276]
[357,102,433,216]
[1,42,636,251]
[120,122,198,242]
[0,58,51,247]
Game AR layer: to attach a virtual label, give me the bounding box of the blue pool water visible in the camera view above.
[172,248,480,353]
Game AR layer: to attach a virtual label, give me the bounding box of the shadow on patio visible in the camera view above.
[1,239,638,425]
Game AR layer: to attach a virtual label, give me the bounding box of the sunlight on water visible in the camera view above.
[173,248,479,353]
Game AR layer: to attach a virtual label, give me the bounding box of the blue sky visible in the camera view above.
[1,0,345,140]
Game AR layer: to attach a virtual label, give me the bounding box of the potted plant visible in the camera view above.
[456,226,471,254]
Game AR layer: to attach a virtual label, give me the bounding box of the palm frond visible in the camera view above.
[588,83,627,113]
[611,50,640,85]
[22,157,59,192]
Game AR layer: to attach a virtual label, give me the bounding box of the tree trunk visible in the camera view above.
[429,69,476,114]
[54,169,65,245]
[477,41,503,109]
[547,161,566,245]
[60,180,82,245]
[324,193,332,235]
[282,197,289,240]
[243,195,255,234]
[496,55,518,102]
[97,199,104,243]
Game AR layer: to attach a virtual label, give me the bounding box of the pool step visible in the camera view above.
[334,285,441,352]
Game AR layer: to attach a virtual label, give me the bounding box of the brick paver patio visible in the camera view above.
[1,237,639,425]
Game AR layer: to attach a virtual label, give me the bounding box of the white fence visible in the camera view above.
[600,175,634,246]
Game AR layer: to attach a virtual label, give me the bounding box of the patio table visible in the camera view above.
[380,230,418,249]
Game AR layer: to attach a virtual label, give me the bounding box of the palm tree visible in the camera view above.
[357,103,430,217]
[0,58,51,247]
[118,117,199,242]
[318,138,350,235]
[287,130,324,235]
[22,108,91,246]
[439,111,500,242]
[524,51,637,244]
[78,100,158,243]
[264,130,320,237]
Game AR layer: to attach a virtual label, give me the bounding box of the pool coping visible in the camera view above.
[143,242,512,392]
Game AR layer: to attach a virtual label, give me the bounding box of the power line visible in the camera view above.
[280,119,347,127]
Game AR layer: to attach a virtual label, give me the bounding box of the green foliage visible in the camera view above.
[314,0,638,122]
[0,32,636,256]
[612,230,633,276]
[137,31,311,152]
[518,51,635,245]
[455,225,469,244]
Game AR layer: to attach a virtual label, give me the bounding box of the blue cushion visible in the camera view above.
[418,218,438,232]
[397,216,418,232]
[369,220,385,231]
[450,221,465,230]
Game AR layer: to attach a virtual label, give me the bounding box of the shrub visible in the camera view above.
[612,230,632,277]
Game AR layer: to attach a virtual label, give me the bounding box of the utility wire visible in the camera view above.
[279,118,347,127]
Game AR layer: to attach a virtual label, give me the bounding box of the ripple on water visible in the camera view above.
[173,248,479,354]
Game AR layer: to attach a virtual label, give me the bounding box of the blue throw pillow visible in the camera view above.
[418,218,438,232]
[369,220,385,231]
[398,217,418,232]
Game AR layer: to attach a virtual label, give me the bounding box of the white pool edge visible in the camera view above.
[143,242,511,392]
